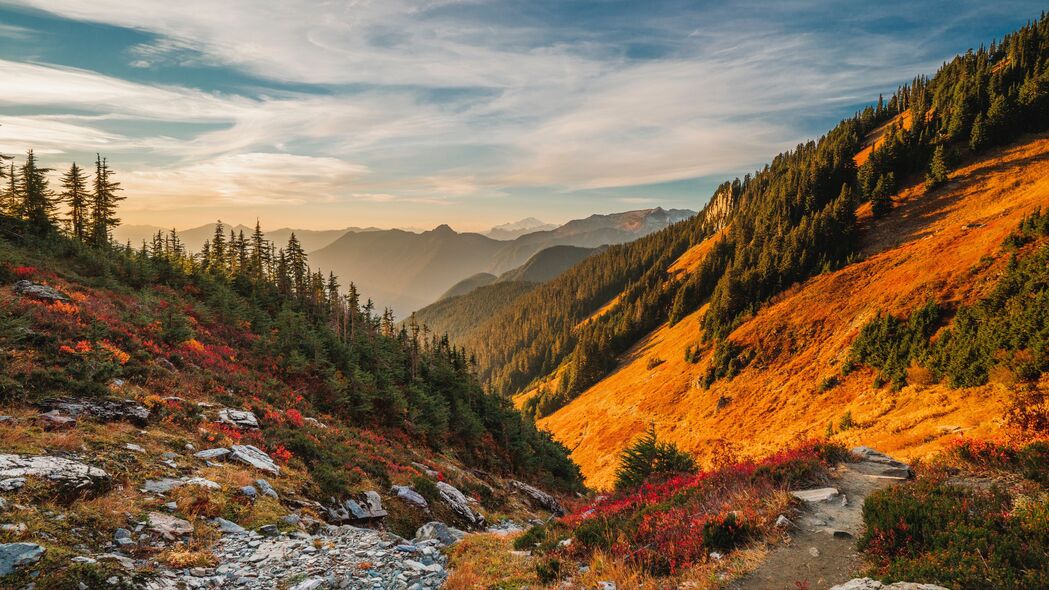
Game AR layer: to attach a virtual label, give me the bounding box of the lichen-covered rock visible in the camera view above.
[229,445,279,475]
[12,280,69,303]
[218,409,259,429]
[414,521,466,547]
[146,512,193,540]
[435,481,485,528]
[194,447,231,461]
[391,485,428,509]
[38,397,150,426]
[830,578,950,590]
[326,491,387,523]
[510,479,565,516]
[851,447,913,479]
[0,542,45,576]
[0,454,109,493]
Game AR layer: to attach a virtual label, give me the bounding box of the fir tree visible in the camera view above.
[60,162,89,240]
[19,149,57,233]
[614,424,697,490]
[88,154,123,246]
[1,162,17,217]
[925,145,949,189]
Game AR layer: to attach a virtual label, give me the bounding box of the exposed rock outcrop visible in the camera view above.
[510,479,565,515]
[0,542,45,576]
[851,446,913,479]
[326,491,388,523]
[38,397,150,426]
[0,454,109,493]
[830,579,950,590]
[12,280,69,303]
[218,409,260,429]
[391,485,428,509]
[229,445,279,475]
[435,481,485,529]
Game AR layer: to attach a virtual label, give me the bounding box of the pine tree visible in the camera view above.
[210,221,226,271]
[286,233,307,297]
[60,162,89,240]
[1,162,17,217]
[613,424,696,490]
[88,154,124,246]
[19,149,57,233]
[871,173,895,218]
[970,113,987,152]
[925,145,949,189]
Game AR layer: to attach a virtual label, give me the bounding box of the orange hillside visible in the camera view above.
[853,110,914,167]
[537,133,1049,490]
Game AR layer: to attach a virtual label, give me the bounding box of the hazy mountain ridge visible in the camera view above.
[310,208,694,314]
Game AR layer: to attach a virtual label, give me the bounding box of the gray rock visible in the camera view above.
[830,579,949,590]
[775,514,794,528]
[0,542,45,576]
[194,447,230,461]
[326,491,387,523]
[217,409,259,429]
[38,410,76,429]
[240,485,257,499]
[391,485,428,509]
[0,454,109,493]
[211,518,246,535]
[143,478,183,494]
[281,514,301,526]
[125,443,145,453]
[790,487,840,503]
[38,397,150,426]
[0,416,14,424]
[435,481,485,528]
[851,447,913,479]
[598,582,617,590]
[414,521,466,547]
[0,478,25,492]
[510,480,565,516]
[255,479,278,499]
[289,578,326,590]
[257,524,279,536]
[229,445,279,475]
[147,512,193,540]
[13,280,69,302]
[114,528,135,547]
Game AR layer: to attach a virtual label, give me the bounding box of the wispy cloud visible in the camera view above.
[0,0,1041,228]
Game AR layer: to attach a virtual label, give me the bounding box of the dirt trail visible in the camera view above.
[731,452,909,590]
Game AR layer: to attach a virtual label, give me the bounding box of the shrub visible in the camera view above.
[701,512,754,553]
[614,424,697,490]
[512,524,548,550]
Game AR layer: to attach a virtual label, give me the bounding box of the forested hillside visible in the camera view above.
[0,151,582,492]
[452,14,1049,420]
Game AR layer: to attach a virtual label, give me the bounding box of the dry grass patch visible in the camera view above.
[445,533,537,589]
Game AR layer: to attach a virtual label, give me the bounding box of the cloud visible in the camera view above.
[1,0,1038,227]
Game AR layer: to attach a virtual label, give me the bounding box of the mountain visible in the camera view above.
[485,217,556,240]
[416,244,602,341]
[113,223,370,254]
[427,17,1049,491]
[310,208,694,314]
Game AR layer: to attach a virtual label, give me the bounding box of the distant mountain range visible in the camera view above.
[310,208,694,314]
[484,217,557,240]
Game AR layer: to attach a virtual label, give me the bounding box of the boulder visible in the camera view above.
[0,454,109,493]
[229,445,279,475]
[147,512,193,540]
[38,398,150,426]
[255,479,278,499]
[414,521,466,547]
[510,480,565,516]
[211,517,246,535]
[851,447,913,479]
[790,487,840,503]
[830,578,949,590]
[194,447,230,461]
[436,481,485,528]
[391,485,428,509]
[0,542,45,576]
[142,477,219,494]
[325,491,387,523]
[37,410,76,429]
[12,280,69,303]
[218,409,259,429]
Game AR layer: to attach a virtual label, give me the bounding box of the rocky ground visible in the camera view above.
[731,448,945,590]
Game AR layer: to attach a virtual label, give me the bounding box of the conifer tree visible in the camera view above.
[19,149,56,233]
[925,145,949,189]
[1,162,17,217]
[614,424,696,490]
[60,162,89,240]
[286,233,307,297]
[89,154,123,245]
[969,113,987,152]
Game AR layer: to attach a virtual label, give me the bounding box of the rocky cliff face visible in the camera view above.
[700,182,739,233]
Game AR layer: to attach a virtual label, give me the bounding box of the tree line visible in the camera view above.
[0,147,583,491]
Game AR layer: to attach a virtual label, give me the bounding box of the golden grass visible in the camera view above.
[539,133,1049,489]
[444,533,538,589]
[156,547,218,568]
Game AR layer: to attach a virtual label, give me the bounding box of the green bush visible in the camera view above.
[701,512,754,552]
[614,424,697,490]
[512,524,548,550]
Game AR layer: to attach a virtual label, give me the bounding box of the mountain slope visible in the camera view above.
[310,208,694,314]
[485,217,557,240]
[439,273,498,301]
[496,245,600,284]
[533,133,1049,488]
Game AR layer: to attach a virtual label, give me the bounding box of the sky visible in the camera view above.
[0,1,1044,232]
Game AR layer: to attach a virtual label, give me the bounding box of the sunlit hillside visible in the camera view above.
[533,133,1049,489]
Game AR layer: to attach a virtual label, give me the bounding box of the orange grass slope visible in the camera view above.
[539,133,1049,490]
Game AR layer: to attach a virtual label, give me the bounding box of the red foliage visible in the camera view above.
[271,445,293,463]
[13,266,36,279]
[285,408,305,427]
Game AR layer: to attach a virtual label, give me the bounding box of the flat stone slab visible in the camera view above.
[831,578,949,590]
[851,446,912,479]
[12,280,69,303]
[0,454,109,492]
[229,445,279,475]
[790,487,841,503]
[38,397,150,426]
[0,542,45,576]
[218,409,259,429]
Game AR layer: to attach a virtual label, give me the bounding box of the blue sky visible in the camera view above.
[0,1,1043,231]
